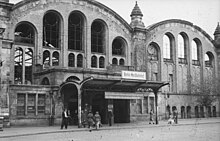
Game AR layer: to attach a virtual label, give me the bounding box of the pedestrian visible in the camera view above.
[94,111,102,129]
[61,108,69,129]
[87,111,94,132]
[108,110,113,126]
[149,109,154,124]
[81,110,87,127]
[174,109,178,124]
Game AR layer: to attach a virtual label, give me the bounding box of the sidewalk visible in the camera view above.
[0,117,220,138]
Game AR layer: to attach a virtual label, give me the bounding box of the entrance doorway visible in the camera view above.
[113,99,130,123]
[60,83,78,125]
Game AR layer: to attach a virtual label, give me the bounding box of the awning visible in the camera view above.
[81,77,169,92]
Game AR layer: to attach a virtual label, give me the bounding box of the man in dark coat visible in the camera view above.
[61,108,69,129]
[108,110,113,126]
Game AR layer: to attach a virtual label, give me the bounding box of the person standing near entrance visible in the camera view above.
[108,110,113,126]
[87,111,94,132]
[173,109,178,124]
[149,109,155,124]
[61,108,69,129]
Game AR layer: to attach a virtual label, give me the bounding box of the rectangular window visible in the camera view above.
[38,94,46,115]
[143,97,148,114]
[27,94,36,115]
[17,93,26,116]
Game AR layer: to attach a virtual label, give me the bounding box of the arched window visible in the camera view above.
[41,77,50,85]
[112,58,118,65]
[119,59,125,66]
[43,11,61,48]
[43,50,50,67]
[91,20,105,53]
[68,12,83,50]
[91,55,97,68]
[178,33,188,64]
[14,47,23,84]
[147,43,158,61]
[66,76,80,82]
[25,48,33,84]
[112,38,125,55]
[14,23,35,45]
[99,56,105,68]
[192,39,201,66]
[163,34,173,62]
[52,51,59,66]
[68,53,75,67]
[205,52,214,67]
[77,54,83,68]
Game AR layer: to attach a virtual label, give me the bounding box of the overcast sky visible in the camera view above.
[10,0,220,38]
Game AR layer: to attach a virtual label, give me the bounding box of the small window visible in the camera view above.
[119,59,125,66]
[99,56,105,68]
[52,51,59,66]
[27,94,36,115]
[112,58,118,65]
[77,54,83,68]
[38,94,45,115]
[43,50,50,67]
[68,53,75,67]
[91,56,97,68]
[17,93,26,116]
[41,77,50,85]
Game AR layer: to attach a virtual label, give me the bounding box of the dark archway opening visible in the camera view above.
[60,83,78,125]
[113,99,130,123]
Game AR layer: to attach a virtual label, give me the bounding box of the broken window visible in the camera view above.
[205,52,214,67]
[14,23,35,45]
[68,53,75,67]
[112,38,125,55]
[91,21,105,53]
[99,56,105,68]
[91,55,97,68]
[119,59,125,66]
[52,51,59,66]
[14,47,23,84]
[25,48,33,84]
[77,54,83,68]
[43,50,50,67]
[43,12,60,48]
[68,12,83,50]
[112,58,118,65]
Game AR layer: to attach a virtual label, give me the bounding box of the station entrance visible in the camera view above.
[60,83,78,125]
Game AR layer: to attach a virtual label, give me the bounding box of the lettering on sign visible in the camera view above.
[121,71,146,80]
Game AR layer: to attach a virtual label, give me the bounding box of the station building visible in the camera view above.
[0,0,219,126]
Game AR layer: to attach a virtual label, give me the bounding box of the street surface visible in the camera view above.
[1,122,220,141]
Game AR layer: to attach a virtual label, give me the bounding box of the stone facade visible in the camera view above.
[0,0,219,126]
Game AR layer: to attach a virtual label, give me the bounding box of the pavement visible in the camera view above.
[0,117,220,138]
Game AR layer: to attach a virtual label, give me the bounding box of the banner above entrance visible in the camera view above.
[122,70,146,80]
[105,92,144,99]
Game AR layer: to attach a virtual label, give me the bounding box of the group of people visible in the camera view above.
[149,109,178,125]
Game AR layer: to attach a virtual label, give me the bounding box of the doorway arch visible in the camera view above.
[60,83,78,125]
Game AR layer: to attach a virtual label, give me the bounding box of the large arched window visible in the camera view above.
[52,51,59,66]
[163,33,174,62]
[68,12,83,50]
[43,50,50,67]
[14,47,23,84]
[178,33,188,64]
[91,55,97,68]
[112,37,126,56]
[99,56,105,68]
[91,20,105,53]
[43,11,61,48]
[77,54,83,68]
[14,23,35,45]
[68,53,75,67]
[192,38,201,66]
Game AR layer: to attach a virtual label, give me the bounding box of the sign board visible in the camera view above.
[122,70,146,80]
[105,92,144,99]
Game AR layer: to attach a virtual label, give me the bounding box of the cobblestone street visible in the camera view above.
[1,120,220,141]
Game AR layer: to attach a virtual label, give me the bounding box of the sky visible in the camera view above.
[10,0,220,39]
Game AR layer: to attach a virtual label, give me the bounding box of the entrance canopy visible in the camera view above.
[82,77,169,93]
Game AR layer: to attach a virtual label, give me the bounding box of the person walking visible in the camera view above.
[149,109,154,124]
[61,108,69,129]
[94,111,102,129]
[174,109,178,124]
